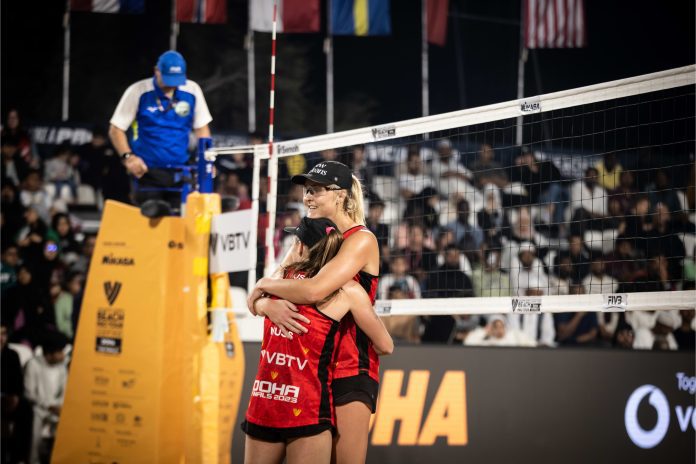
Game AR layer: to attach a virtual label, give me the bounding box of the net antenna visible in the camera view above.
[264,0,280,276]
[212,65,695,318]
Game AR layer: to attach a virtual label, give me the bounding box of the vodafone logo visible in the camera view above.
[624,376,696,449]
[624,385,670,449]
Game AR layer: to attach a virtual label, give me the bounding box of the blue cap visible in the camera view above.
[156,51,187,87]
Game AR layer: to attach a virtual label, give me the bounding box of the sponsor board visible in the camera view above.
[371,125,397,140]
[209,209,255,273]
[603,293,628,312]
[519,96,542,114]
[511,297,542,313]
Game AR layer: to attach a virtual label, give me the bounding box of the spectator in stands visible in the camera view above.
[510,242,548,297]
[554,284,599,346]
[44,143,79,203]
[380,285,421,343]
[446,199,483,263]
[648,169,682,214]
[471,248,511,297]
[79,126,131,203]
[477,183,510,249]
[556,235,590,282]
[24,330,68,464]
[365,198,390,268]
[1,109,34,166]
[347,145,373,192]
[569,167,608,236]
[508,288,556,347]
[283,183,306,217]
[509,206,538,245]
[611,170,637,214]
[1,181,25,249]
[595,152,623,191]
[16,207,48,268]
[19,170,52,223]
[604,237,638,283]
[652,310,682,351]
[582,254,618,294]
[109,50,212,217]
[2,134,30,186]
[422,245,475,344]
[464,315,536,347]
[54,271,83,341]
[673,309,695,351]
[512,147,567,225]
[398,223,438,287]
[613,320,635,349]
[597,310,621,347]
[644,202,685,285]
[403,186,440,231]
[31,238,63,293]
[8,265,54,349]
[69,233,96,275]
[1,245,20,296]
[548,254,573,296]
[470,143,507,189]
[425,139,473,202]
[378,255,421,300]
[1,322,26,464]
[50,213,80,257]
[399,149,434,200]
[276,209,302,265]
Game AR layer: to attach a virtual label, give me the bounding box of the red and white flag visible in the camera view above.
[524,0,586,49]
[250,0,320,33]
[176,0,226,24]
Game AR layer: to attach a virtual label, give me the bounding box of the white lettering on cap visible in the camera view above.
[169,66,182,73]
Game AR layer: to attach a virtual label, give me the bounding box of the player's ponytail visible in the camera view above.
[343,175,366,225]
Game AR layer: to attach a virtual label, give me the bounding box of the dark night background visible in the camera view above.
[1,0,694,137]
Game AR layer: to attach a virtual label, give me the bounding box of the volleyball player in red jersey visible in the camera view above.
[249,161,382,464]
[243,217,392,464]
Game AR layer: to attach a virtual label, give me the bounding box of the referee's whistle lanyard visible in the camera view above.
[152,77,179,112]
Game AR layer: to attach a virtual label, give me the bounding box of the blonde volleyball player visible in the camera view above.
[249,161,382,464]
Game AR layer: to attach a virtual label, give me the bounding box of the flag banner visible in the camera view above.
[427,0,449,46]
[70,0,144,14]
[250,0,320,33]
[176,0,227,24]
[332,0,391,36]
[524,0,586,49]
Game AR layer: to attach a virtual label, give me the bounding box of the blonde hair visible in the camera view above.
[343,175,366,225]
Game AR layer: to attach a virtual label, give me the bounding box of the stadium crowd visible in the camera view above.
[1,108,695,461]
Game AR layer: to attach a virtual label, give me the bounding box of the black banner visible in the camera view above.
[233,343,694,464]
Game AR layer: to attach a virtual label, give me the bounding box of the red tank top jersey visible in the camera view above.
[333,225,381,382]
[245,274,341,434]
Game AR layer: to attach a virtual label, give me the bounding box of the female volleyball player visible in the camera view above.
[248,160,381,464]
[243,217,392,464]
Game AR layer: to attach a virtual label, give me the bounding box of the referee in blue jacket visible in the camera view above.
[108,50,212,217]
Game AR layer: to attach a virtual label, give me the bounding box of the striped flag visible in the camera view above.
[70,0,144,14]
[250,0,320,33]
[332,0,391,36]
[524,0,586,49]
[427,0,449,46]
[176,0,227,24]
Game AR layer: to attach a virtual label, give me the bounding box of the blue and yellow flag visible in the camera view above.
[331,0,391,36]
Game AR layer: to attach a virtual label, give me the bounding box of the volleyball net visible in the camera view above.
[211,65,696,317]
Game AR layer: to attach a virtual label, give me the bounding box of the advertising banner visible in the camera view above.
[233,343,695,464]
[209,209,256,274]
